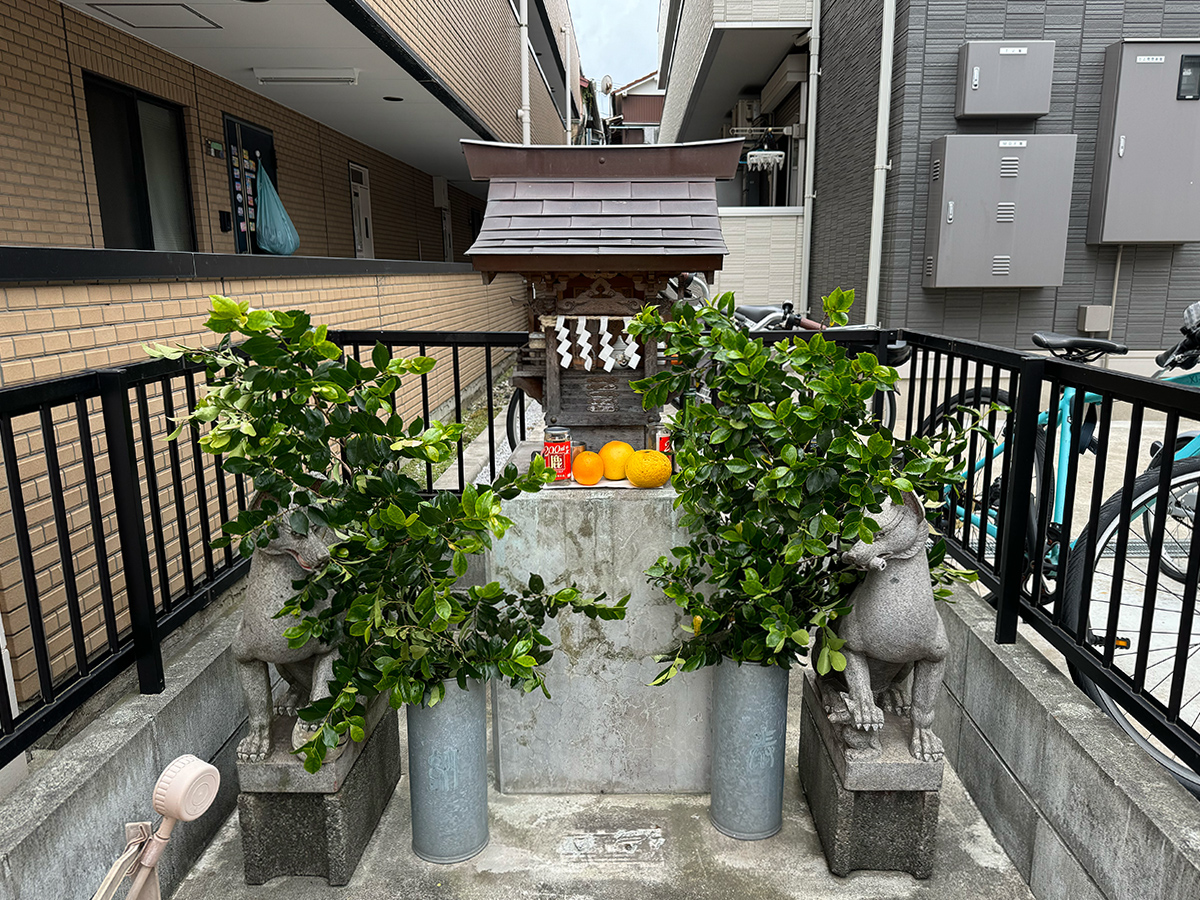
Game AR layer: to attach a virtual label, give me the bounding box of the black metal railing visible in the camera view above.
[2,324,1197,790]
[0,331,524,766]
[0,356,248,766]
[894,330,1200,787]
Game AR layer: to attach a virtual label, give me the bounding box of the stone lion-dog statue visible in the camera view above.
[233,502,336,763]
[817,492,947,763]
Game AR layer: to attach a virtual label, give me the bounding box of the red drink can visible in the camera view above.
[543,427,572,481]
[655,425,672,454]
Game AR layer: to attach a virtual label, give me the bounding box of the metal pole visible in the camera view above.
[519,0,532,145]
[993,356,1045,644]
[864,0,897,326]
[99,369,165,694]
[562,25,571,144]
[798,0,820,316]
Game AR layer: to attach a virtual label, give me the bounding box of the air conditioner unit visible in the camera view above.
[731,99,762,130]
[253,68,359,85]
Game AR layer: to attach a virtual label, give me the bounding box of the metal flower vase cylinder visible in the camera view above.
[406,678,489,863]
[709,660,790,840]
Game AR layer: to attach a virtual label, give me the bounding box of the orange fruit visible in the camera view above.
[624,450,672,488]
[598,441,635,480]
[572,451,604,485]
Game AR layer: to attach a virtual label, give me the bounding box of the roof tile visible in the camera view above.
[573,181,633,200]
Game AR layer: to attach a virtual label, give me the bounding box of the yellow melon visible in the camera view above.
[624,450,672,488]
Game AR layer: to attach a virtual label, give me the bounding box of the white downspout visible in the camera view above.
[798,0,821,316]
[562,25,572,144]
[520,0,532,145]
[864,0,897,326]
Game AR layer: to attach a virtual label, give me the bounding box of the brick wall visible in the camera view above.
[845,0,1200,349]
[0,0,486,262]
[0,271,526,701]
[0,0,92,247]
[367,0,571,146]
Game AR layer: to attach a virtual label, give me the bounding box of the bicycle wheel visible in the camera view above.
[506,388,526,451]
[1062,457,1200,795]
[915,388,1027,553]
[1141,447,1200,583]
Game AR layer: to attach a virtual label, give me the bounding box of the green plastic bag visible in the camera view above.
[255,168,299,256]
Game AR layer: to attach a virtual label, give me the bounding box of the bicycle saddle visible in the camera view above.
[1032,331,1128,362]
[736,305,782,324]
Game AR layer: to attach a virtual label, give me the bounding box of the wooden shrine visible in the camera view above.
[462,139,742,450]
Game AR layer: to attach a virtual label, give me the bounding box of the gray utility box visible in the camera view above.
[956,40,1055,118]
[923,134,1077,289]
[1088,40,1200,244]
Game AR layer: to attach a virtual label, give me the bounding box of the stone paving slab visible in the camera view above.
[172,668,1033,900]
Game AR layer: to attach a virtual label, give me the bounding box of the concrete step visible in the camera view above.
[172,668,1034,900]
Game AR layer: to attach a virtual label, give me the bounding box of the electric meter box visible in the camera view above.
[955,40,1056,118]
[923,134,1077,289]
[1087,40,1200,244]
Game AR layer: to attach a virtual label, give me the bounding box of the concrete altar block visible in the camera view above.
[798,670,941,878]
[236,702,401,885]
[488,486,711,793]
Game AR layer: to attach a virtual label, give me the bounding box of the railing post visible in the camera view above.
[993,355,1044,644]
[98,369,165,694]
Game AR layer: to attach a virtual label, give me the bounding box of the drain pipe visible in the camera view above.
[798,0,821,316]
[519,0,532,145]
[562,25,572,144]
[864,0,898,326]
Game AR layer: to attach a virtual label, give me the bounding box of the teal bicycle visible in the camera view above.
[918,301,1200,793]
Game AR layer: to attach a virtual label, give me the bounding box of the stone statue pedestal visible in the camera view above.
[236,700,401,885]
[798,670,942,878]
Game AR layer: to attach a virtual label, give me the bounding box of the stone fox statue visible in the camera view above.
[817,492,948,763]
[233,504,335,763]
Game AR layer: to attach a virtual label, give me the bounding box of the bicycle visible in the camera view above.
[917,301,1200,793]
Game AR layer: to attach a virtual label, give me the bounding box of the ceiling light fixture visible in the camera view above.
[253,67,359,85]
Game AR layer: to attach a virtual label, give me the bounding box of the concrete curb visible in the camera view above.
[0,602,248,900]
[937,587,1200,900]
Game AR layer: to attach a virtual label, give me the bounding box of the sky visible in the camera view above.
[570,0,660,110]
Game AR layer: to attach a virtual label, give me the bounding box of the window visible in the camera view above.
[83,75,195,251]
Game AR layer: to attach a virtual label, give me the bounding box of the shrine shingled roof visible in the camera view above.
[461,140,742,274]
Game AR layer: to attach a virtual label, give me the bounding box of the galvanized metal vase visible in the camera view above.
[406,678,489,863]
[709,660,790,840]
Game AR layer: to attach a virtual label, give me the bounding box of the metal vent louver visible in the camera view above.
[992,255,1012,276]
[925,256,934,277]
[931,159,941,181]
[1000,157,1020,178]
[997,202,1017,223]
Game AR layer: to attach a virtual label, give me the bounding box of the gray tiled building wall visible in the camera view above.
[812,0,1200,349]
[807,0,884,320]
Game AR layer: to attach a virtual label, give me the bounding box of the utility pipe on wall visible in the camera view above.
[520,0,532,145]
[864,0,898,326]
[798,0,821,316]
[562,25,572,144]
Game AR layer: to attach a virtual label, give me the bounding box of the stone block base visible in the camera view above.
[798,672,939,879]
[237,706,401,885]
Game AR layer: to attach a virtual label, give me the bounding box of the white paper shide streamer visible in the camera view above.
[597,316,615,372]
[622,317,640,369]
[556,315,573,369]
[576,317,593,371]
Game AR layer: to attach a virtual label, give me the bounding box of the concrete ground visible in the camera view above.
[172,667,1033,900]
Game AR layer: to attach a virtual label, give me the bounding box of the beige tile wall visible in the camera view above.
[0,271,526,702]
